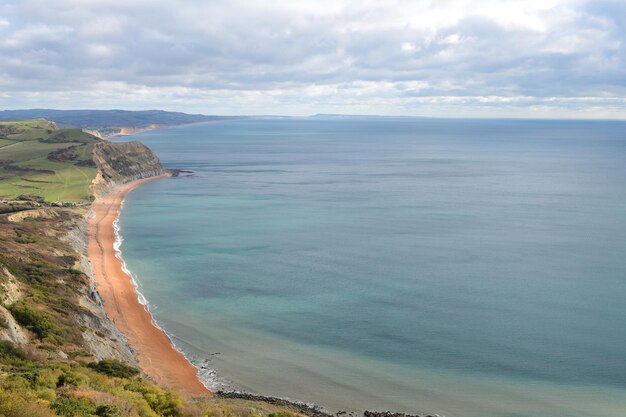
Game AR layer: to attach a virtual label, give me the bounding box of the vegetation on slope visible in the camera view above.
[0,119,100,202]
[0,118,58,140]
[0,344,305,417]
[0,206,101,354]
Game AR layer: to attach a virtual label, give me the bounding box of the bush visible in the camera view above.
[88,359,140,378]
[50,396,95,417]
[0,340,27,365]
[8,301,58,339]
[95,404,123,417]
[0,387,57,417]
[125,379,183,417]
[57,370,89,388]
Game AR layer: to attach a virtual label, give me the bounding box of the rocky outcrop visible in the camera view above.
[0,305,29,345]
[116,125,169,137]
[0,267,23,306]
[81,129,104,139]
[91,141,167,198]
[0,267,28,345]
[216,392,334,417]
[7,208,59,222]
[364,411,443,417]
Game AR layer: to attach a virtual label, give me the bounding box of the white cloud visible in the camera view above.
[400,42,416,52]
[0,0,624,118]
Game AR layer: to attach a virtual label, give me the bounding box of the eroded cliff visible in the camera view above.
[92,140,168,198]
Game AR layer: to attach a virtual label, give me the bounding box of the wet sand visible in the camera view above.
[88,176,210,396]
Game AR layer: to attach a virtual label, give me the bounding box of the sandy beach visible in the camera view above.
[88,176,210,397]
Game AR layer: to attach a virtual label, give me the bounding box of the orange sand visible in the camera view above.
[88,176,210,397]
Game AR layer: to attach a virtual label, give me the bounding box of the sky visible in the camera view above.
[1,0,625,118]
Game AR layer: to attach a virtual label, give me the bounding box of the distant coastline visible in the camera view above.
[82,124,171,139]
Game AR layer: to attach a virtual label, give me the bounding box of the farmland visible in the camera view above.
[0,119,100,202]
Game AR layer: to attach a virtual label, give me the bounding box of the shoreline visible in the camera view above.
[87,175,210,397]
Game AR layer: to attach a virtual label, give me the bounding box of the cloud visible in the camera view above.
[0,0,625,117]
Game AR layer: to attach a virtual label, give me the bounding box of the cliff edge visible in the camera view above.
[92,141,168,198]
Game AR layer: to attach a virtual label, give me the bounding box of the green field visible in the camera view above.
[0,119,100,202]
[0,138,16,148]
[0,118,58,140]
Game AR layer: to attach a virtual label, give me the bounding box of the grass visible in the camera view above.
[87,360,140,379]
[0,118,57,141]
[0,120,100,202]
[0,138,16,148]
[0,141,77,162]
[0,118,52,129]
[11,152,97,202]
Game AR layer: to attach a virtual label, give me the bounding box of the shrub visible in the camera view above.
[95,404,123,417]
[88,359,140,379]
[57,370,89,388]
[37,387,57,402]
[8,301,58,339]
[50,396,96,417]
[125,379,183,417]
[0,387,57,417]
[0,340,27,365]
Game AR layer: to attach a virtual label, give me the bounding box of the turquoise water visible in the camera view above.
[118,118,626,417]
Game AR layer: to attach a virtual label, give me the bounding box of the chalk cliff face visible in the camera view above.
[91,141,167,198]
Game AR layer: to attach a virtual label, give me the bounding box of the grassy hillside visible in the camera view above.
[0,118,58,140]
[0,120,100,202]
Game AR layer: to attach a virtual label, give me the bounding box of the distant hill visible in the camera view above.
[310,113,425,119]
[0,109,245,137]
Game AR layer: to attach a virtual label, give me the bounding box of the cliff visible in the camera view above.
[0,204,136,364]
[91,140,168,198]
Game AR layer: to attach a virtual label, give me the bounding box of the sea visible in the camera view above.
[116,117,626,417]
